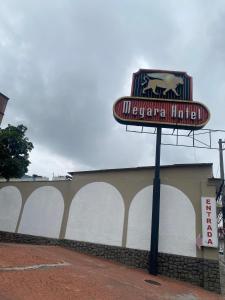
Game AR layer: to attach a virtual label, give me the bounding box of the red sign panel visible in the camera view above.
[113,97,210,130]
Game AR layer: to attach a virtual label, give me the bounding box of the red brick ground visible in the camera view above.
[0,243,223,300]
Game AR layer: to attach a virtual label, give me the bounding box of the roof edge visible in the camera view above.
[69,163,213,176]
[0,92,9,100]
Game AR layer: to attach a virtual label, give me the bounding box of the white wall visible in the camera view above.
[0,186,22,232]
[66,182,124,246]
[0,182,197,257]
[126,184,196,257]
[18,186,64,238]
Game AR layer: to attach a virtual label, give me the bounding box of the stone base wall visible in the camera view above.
[0,231,59,245]
[0,231,221,294]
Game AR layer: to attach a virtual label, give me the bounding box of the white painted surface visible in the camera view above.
[201,197,218,248]
[126,185,196,257]
[0,186,22,232]
[18,186,64,238]
[127,186,154,251]
[66,182,124,246]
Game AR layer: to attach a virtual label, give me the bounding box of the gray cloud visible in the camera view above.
[0,0,225,176]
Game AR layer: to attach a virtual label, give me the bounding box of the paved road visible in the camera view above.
[0,243,224,300]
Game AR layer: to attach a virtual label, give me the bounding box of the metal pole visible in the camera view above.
[149,127,162,275]
[219,139,225,258]
[219,139,224,181]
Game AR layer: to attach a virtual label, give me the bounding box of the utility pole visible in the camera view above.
[218,139,225,259]
[149,127,162,275]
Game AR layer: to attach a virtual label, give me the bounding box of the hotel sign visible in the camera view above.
[131,69,193,101]
[201,197,218,248]
[113,70,210,130]
[113,97,210,130]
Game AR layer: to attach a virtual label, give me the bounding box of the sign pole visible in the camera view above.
[149,126,162,275]
[218,139,225,258]
[113,69,210,273]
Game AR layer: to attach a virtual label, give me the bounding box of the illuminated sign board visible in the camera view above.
[113,70,210,130]
[201,197,218,248]
[113,97,210,130]
[131,69,193,101]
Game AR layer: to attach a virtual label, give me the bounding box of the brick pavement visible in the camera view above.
[0,243,224,300]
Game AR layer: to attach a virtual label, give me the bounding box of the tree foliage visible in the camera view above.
[0,124,34,181]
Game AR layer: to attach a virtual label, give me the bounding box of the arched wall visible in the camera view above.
[65,182,124,246]
[18,186,64,238]
[126,184,196,257]
[0,186,22,232]
[0,179,198,257]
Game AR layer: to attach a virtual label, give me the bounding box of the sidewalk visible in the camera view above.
[0,243,224,300]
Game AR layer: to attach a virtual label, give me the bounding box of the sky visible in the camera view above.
[0,0,225,179]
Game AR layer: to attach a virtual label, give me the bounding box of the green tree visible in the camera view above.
[0,124,34,181]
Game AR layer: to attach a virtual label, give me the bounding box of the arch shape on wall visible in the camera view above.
[0,186,22,232]
[18,186,64,238]
[65,182,125,246]
[126,184,196,257]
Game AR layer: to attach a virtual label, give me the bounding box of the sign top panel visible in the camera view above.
[131,69,193,101]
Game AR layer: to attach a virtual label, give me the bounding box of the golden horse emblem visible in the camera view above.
[142,73,184,96]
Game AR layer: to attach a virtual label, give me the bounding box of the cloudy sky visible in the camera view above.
[0,0,225,178]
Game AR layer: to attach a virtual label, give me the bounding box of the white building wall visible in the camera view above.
[0,186,22,232]
[126,184,196,257]
[0,181,197,257]
[66,182,124,246]
[18,186,64,238]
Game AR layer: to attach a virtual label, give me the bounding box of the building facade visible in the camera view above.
[0,163,221,292]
